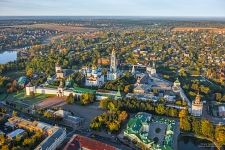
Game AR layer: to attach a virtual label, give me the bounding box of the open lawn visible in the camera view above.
[6,90,54,106]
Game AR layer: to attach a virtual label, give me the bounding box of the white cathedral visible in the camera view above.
[84,48,119,87]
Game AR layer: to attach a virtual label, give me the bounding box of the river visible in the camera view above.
[0,50,17,64]
[0,36,53,64]
[178,135,217,150]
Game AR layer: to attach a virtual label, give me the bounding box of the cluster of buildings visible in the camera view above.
[124,112,175,150]
[25,48,120,97]
[47,109,85,129]
[6,128,26,140]
[84,48,120,87]
[6,116,66,150]
[25,45,204,117]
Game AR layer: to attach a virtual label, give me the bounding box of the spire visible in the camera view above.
[112,47,116,55]
[115,87,122,100]
[152,61,156,68]
[131,65,135,75]
[110,47,117,73]
[194,92,201,104]
[175,78,180,83]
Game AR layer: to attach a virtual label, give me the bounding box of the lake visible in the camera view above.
[0,50,17,64]
[178,135,217,150]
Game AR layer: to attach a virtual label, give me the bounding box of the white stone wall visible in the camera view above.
[26,86,35,96]
[36,88,58,95]
[26,86,82,98]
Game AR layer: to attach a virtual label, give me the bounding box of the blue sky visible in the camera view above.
[0,0,225,16]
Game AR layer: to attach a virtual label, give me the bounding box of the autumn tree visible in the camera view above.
[201,119,214,139]
[26,67,33,78]
[66,93,74,104]
[118,111,128,122]
[99,99,108,109]
[215,125,225,145]
[80,93,95,105]
[192,118,201,135]
[108,121,120,132]
[155,104,166,115]
[179,109,191,131]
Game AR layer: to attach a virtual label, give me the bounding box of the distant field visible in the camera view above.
[10,23,97,33]
[171,27,225,33]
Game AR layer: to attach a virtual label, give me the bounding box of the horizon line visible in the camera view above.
[0,15,225,18]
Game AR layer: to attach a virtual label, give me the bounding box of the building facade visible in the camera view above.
[55,63,64,79]
[191,93,203,116]
[84,66,105,87]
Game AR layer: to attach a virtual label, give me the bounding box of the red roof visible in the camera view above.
[64,135,117,150]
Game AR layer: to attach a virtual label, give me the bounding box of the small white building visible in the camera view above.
[146,62,156,76]
[172,78,181,93]
[55,63,64,79]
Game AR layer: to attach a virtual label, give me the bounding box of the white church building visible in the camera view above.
[84,48,119,87]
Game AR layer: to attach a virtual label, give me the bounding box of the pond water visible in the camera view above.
[0,50,17,64]
[178,135,217,150]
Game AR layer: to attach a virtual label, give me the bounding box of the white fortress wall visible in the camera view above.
[35,87,58,95]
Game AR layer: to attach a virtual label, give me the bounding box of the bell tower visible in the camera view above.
[110,48,117,73]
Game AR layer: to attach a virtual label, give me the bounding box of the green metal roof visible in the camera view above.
[18,76,28,85]
[72,87,96,94]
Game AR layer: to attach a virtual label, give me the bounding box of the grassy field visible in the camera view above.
[7,90,54,106]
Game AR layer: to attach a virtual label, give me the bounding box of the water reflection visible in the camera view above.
[178,135,216,150]
[0,51,17,64]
